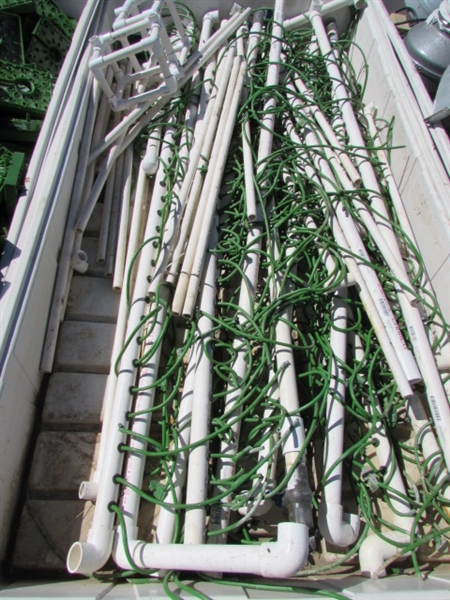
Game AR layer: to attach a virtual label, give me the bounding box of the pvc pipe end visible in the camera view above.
[67,541,110,575]
[237,498,274,517]
[354,0,367,9]
[359,532,410,579]
[70,249,89,273]
[79,480,98,501]
[67,542,84,574]
[318,502,360,547]
[142,156,159,175]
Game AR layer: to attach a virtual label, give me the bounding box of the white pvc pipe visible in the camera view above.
[284,0,367,31]
[111,522,309,576]
[120,287,169,542]
[181,56,248,319]
[240,11,265,221]
[291,115,419,388]
[270,234,312,530]
[353,333,416,578]
[242,117,257,222]
[171,49,243,315]
[325,20,347,143]
[165,44,235,290]
[93,79,118,265]
[292,75,361,187]
[113,143,134,290]
[105,152,125,277]
[184,222,217,545]
[39,72,99,373]
[209,4,284,541]
[145,110,179,292]
[193,11,220,124]
[113,0,158,30]
[293,126,413,400]
[155,345,195,544]
[81,158,151,501]
[318,291,360,547]
[76,132,126,236]
[67,117,177,576]
[142,125,162,175]
[97,162,117,265]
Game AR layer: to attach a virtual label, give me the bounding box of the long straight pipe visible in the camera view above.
[83,159,152,497]
[67,117,177,575]
[208,7,280,542]
[112,144,134,290]
[313,119,450,471]
[180,55,248,318]
[155,343,196,544]
[147,11,218,295]
[171,48,243,316]
[284,0,366,31]
[293,125,413,400]
[309,9,450,467]
[318,290,360,547]
[288,115,417,391]
[120,287,169,541]
[165,43,235,290]
[184,223,217,545]
[40,72,99,373]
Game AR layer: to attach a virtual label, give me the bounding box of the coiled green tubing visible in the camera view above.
[112,7,450,587]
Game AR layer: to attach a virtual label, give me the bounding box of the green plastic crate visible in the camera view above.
[0,59,53,116]
[26,17,71,77]
[0,12,24,63]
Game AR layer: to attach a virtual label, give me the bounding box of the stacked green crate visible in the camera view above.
[0,0,76,249]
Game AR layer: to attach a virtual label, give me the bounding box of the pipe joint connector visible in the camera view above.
[283,463,313,528]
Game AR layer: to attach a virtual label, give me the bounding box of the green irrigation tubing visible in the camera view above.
[94,14,450,580]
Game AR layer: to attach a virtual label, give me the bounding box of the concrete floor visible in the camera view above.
[11,203,119,574]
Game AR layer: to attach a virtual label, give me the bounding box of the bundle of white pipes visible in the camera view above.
[46,0,450,582]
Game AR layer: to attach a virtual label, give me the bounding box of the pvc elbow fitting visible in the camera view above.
[70,249,89,273]
[311,0,324,13]
[318,502,360,547]
[67,539,113,575]
[204,10,219,25]
[114,522,309,577]
[359,531,411,578]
